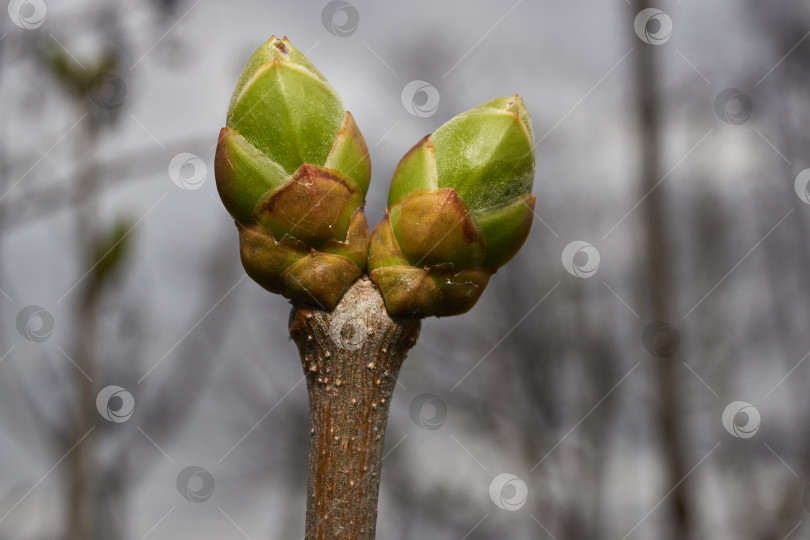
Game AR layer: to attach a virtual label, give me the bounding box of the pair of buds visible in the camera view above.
[215,37,536,317]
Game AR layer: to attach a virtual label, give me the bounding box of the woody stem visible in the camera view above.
[289,277,420,540]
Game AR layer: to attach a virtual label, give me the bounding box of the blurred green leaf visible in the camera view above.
[91,218,133,285]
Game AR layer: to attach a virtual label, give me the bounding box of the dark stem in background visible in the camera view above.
[633,0,693,538]
[289,278,420,540]
[67,106,101,540]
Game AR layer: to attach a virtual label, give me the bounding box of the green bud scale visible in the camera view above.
[368,96,536,317]
[215,36,371,310]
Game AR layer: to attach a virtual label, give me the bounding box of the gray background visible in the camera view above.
[1,0,810,539]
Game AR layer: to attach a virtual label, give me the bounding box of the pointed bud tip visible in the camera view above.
[505,94,526,113]
[476,94,532,134]
[478,94,522,110]
[229,35,331,118]
[266,35,292,55]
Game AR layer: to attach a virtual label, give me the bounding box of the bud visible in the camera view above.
[215,36,371,309]
[369,95,535,317]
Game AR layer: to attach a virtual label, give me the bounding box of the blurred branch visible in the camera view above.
[101,229,241,470]
[0,136,212,231]
[632,0,694,538]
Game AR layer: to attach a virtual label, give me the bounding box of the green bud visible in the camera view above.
[369,95,536,317]
[215,36,371,309]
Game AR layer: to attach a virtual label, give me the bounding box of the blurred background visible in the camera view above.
[1,0,809,538]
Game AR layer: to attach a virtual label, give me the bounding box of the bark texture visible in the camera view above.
[289,277,420,540]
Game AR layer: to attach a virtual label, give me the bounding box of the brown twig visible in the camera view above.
[289,277,420,540]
